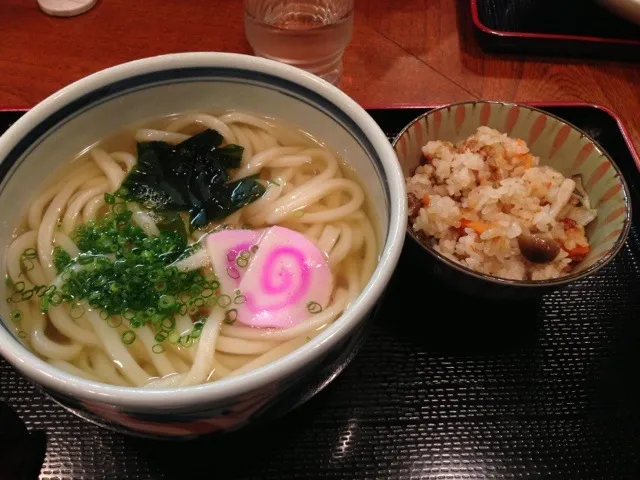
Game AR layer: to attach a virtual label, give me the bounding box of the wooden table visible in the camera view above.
[0,0,638,151]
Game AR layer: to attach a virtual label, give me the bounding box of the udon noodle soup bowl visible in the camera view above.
[0,53,406,439]
[394,101,631,301]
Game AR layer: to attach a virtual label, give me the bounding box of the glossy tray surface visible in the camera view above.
[0,105,639,480]
[471,0,640,60]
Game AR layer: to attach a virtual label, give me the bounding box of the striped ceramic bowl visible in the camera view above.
[393,101,632,298]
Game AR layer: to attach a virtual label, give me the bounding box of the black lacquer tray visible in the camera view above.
[1,103,639,480]
[471,0,640,60]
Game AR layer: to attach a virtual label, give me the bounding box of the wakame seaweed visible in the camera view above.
[117,129,265,229]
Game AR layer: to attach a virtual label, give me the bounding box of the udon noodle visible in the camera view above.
[3,111,378,388]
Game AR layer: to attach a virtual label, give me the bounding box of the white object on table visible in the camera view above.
[37,0,97,17]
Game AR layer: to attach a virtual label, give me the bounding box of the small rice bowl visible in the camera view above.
[406,126,598,281]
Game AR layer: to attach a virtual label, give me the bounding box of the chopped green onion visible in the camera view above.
[50,292,63,306]
[40,296,50,312]
[307,301,322,314]
[223,308,238,325]
[154,332,168,343]
[217,295,232,308]
[5,202,221,346]
[121,330,136,344]
[161,316,176,332]
[112,202,127,214]
[70,303,85,319]
[20,259,34,273]
[53,247,72,273]
[21,289,34,300]
[192,298,205,308]
[201,288,214,298]
[107,316,122,328]
[78,256,95,265]
[236,256,248,268]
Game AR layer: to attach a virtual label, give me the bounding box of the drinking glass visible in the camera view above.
[244,0,355,86]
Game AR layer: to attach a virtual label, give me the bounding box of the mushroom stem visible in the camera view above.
[550,178,576,219]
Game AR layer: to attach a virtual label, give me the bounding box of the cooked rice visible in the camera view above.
[406,126,598,281]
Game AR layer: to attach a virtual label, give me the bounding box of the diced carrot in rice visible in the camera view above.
[459,218,491,234]
[523,154,533,169]
[564,244,590,258]
[572,245,589,255]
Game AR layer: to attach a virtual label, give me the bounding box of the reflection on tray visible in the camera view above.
[0,105,639,479]
[471,0,640,60]
[0,402,46,480]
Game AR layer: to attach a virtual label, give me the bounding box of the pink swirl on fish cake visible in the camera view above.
[245,245,312,312]
[237,226,333,328]
[206,226,333,329]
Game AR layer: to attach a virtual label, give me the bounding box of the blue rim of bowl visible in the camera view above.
[0,67,389,211]
[0,53,407,406]
[393,100,633,288]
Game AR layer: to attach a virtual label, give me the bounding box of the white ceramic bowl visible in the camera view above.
[0,52,406,439]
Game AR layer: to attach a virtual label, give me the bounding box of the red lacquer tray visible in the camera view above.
[470,0,640,61]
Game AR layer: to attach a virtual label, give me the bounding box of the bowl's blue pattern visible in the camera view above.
[40,312,372,439]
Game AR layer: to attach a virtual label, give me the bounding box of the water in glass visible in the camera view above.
[244,0,354,86]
